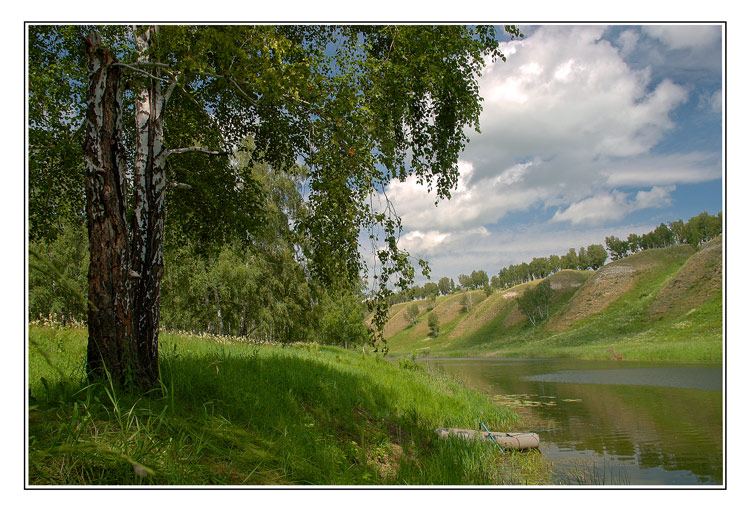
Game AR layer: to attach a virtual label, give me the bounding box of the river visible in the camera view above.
[425,358,724,486]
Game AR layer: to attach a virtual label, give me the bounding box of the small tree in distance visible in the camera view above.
[460,292,473,312]
[517,280,554,326]
[428,312,440,337]
[404,303,421,326]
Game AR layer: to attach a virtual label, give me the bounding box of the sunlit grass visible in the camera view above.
[28,324,547,486]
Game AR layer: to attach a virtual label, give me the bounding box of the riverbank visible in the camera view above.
[28,325,551,485]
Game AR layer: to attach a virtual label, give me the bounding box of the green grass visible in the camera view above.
[384,245,723,363]
[28,324,550,485]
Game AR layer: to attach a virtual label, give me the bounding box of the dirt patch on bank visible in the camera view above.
[446,291,506,339]
[648,236,722,319]
[546,264,637,332]
[383,301,433,339]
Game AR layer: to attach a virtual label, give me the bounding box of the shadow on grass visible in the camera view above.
[29,345,518,485]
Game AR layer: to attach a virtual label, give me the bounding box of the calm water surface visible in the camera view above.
[425,358,723,485]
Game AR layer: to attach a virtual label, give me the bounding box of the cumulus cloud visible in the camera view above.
[470,26,689,182]
[376,25,721,281]
[382,160,547,234]
[550,186,675,226]
[616,29,640,57]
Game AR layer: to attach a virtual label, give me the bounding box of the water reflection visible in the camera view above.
[426,359,723,485]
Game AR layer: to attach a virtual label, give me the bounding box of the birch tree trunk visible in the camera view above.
[213,287,224,335]
[130,25,169,387]
[83,31,133,384]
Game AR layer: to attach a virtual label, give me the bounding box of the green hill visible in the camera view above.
[384,238,723,362]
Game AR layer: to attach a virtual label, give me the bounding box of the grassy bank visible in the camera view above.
[384,241,723,363]
[28,325,550,485]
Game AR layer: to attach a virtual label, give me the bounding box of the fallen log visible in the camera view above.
[435,428,540,450]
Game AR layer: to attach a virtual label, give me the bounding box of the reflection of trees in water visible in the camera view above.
[436,362,723,484]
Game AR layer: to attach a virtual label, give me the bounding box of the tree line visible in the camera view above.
[604,211,722,261]
[387,244,608,306]
[387,210,722,306]
[29,157,372,349]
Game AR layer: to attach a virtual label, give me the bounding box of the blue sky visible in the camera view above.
[377,24,724,283]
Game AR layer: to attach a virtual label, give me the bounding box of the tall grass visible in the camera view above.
[29,324,544,485]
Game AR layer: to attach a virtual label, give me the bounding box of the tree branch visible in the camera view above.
[113,62,172,83]
[165,146,230,158]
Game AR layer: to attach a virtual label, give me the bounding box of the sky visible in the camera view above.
[376,24,724,284]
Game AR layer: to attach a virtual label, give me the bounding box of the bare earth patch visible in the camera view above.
[648,236,722,319]
[546,264,637,332]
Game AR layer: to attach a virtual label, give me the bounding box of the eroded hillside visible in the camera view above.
[382,241,722,362]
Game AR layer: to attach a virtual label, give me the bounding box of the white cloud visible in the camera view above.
[382,160,546,233]
[643,25,721,51]
[467,25,689,189]
[375,25,721,283]
[550,186,675,226]
[616,29,640,56]
[397,227,489,256]
[602,152,721,187]
[386,26,710,234]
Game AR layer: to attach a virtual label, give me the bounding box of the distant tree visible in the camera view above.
[561,248,578,270]
[605,236,629,261]
[640,231,658,251]
[518,262,532,282]
[686,211,722,245]
[459,292,473,312]
[28,220,89,324]
[426,295,437,311]
[653,223,675,248]
[423,282,439,298]
[471,269,489,289]
[627,234,641,254]
[458,273,473,290]
[529,257,551,280]
[577,247,588,270]
[669,220,686,244]
[586,244,608,270]
[548,254,562,273]
[517,279,553,326]
[404,303,420,326]
[318,286,371,348]
[437,276,453,295]
[490,275,502,289]
[427,311,440,337]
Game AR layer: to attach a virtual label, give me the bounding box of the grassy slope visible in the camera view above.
[29,326,553,485]
[385,240,723,362]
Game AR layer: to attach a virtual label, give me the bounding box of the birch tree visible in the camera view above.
[30,24,521,389]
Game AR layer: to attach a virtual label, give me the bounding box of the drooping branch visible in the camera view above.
[165,146,230,158]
